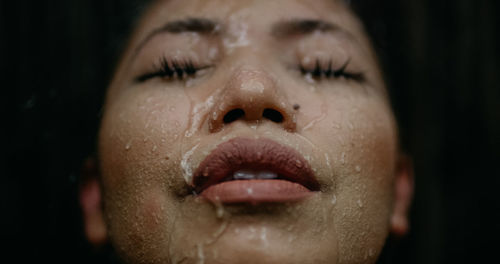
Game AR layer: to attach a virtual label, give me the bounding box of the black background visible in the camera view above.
[2,0,499,263]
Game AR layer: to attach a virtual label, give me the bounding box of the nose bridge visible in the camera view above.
[208,66,296,132]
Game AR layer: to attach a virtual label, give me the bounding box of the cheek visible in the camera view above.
[98,87,193,260]
[101,87,190,146]
[333,99,396,262]
[99,87,191,184]
[297,89,397,262]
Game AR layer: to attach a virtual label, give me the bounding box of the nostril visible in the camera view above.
[263,108,284,123]
[223,109,245,124]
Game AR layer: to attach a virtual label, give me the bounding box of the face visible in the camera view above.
[90,0,410,263]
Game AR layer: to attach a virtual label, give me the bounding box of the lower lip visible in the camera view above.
[200,179,314,204]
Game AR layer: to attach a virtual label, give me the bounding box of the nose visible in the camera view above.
[208,68,296,132]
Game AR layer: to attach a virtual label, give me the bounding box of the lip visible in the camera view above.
[193,137,320,204]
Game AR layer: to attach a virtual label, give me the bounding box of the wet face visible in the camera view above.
[93,0,409,263]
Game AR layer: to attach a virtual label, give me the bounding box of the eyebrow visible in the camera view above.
[134,18,348,56]
[157,17,217,33]
[134,18,218,55]
[271,19,339,37]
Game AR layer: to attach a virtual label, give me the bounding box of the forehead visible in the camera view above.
[148,0,348,19]
[131,0,368,46]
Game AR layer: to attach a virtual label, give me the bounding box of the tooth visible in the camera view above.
[232,170,279,180]
[257,171,278,179]
[233,170,257,180]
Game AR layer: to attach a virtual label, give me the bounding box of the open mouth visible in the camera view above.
[192,137,320,204]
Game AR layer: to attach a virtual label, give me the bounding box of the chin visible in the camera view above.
[169,222,339,264]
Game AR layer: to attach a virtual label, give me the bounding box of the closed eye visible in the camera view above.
[299,59,364,82]
[136,57,211,82]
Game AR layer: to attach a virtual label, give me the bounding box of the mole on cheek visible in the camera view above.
[293,104,300,110]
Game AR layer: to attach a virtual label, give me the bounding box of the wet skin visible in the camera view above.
[92,0,408,263]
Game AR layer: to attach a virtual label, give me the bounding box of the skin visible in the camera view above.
[80,0,413,263]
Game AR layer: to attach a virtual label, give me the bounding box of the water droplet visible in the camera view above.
[216,203,225,219]
[208,47,219,60]
[302,56,312,65]
[331,122,341,129]
[304,73,315,84]
[331,195,337,205]
[357,199,363,208]
[340,152,346,165]
[260,227,268,246]
[185,77,197,88]
[355,165,361,172]
[211,111,219,120]
[295,159,303,168]
[348,121,354,130]
[125,140,132,150]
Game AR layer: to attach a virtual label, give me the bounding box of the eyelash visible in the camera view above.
[136,57,208,82]
[299,59,364,82]
[136,57,364,83]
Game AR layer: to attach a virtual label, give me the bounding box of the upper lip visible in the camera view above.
[192,137,320,193]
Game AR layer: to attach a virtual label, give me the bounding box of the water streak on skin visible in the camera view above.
[294,133,317,150]
[181,143,200,183]
[302,101,328,131]
[204,220,229,245]
[196,243,205,264]
[185,95,215,138]
[324,152,331,170]
[223,18,250,54]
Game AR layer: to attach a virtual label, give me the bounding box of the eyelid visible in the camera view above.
[298,58,365,82]
[135,56,212,83]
